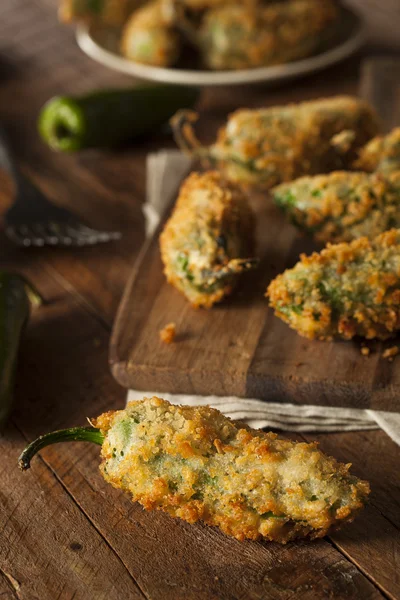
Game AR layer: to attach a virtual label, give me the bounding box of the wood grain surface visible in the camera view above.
[0,1,399,599]
[111,59,400,412]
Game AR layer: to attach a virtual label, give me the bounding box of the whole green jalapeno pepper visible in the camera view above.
[38,84,200,152]
[0,273,42,428]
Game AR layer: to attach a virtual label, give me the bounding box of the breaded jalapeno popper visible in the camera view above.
[60,0,137,25]
[160,171,257,307]
[354,127,400,175]
[172,97,380,189]
[267,229,400,341]
[19,397,369,543]
[198,0,338,71]
[121,0,180,67]
[273,171,400,244]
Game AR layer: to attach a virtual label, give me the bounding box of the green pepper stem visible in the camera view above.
[170,110,205,156]
[18,426,104,471]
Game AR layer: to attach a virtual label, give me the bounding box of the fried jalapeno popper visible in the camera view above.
[267,229,400,341]
[172,97,380,189]
[121,0,180,67]
[19,397,369,543]
[273,171,400,244]
[354,127,400,175]
[60,0,137,25]
[198,0,338,71]
[160,171,257,307]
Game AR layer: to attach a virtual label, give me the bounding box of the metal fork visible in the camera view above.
[0,127,121,247]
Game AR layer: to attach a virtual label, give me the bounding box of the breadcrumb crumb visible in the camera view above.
[382,346,399,360]
[361,346,370,357]
[160,322,176,344]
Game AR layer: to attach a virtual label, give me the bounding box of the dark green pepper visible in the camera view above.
[0,273,42,428]
[38,84,200,152]
[19,427,103,470]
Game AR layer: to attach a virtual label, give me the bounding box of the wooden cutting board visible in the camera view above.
[110,58,400,412]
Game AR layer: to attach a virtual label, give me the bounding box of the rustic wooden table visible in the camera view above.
[0,1,399,599]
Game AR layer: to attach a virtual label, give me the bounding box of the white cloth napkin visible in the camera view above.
[126,150,400,447]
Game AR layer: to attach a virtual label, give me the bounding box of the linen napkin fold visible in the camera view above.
[126,150,400,447]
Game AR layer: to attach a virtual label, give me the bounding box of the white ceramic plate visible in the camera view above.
[76,7,366,87]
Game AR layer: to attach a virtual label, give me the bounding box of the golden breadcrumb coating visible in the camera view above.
[354,127,400,175]
[121,0,179,67]
[172,97,380,190]
[159,171,257,308]
[273,170,400,243]
[267,229,400,341]
[176,0,297,12]
[60,0,136,25]
[198,0,338,71]
[93,397,369,543]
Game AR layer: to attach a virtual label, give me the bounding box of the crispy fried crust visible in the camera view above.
[267,229,400,340]
[180,0,282,11]
[60,0,136,25]
[93,396,369,543]
[210,96,380,189]
[354,127,400,174]
[121,0,179,67]
[159,171,256,308]
[199,0,338,71]
[273,171,400,243]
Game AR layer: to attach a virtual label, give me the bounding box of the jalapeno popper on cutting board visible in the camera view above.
[354,127,400,175]
[198,0,338,71]
[267,229,400,341]
[273,170,400,244]
[159,171,257,308]
[19,397,369,543]
[172,97,380,189]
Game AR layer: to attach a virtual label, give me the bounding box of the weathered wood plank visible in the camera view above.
[331,506,400,600]
[0,423,145,600]
[306,430,400,600]
[278,428,400,600]
[0,0,396,598]
[110,173,400,411]
[110,57,400,410]
[0,156,391,598]
[360,57,400,133]
[1,268,383,600]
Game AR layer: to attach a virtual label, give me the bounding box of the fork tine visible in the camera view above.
[1,126,122,248]
[47,222,121,246]
[6,220,121,248]
[31,223,59,245]
[27,222,72,246]
[68,224,122,242]
[5,225,44,247]
[71,229,121,244]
